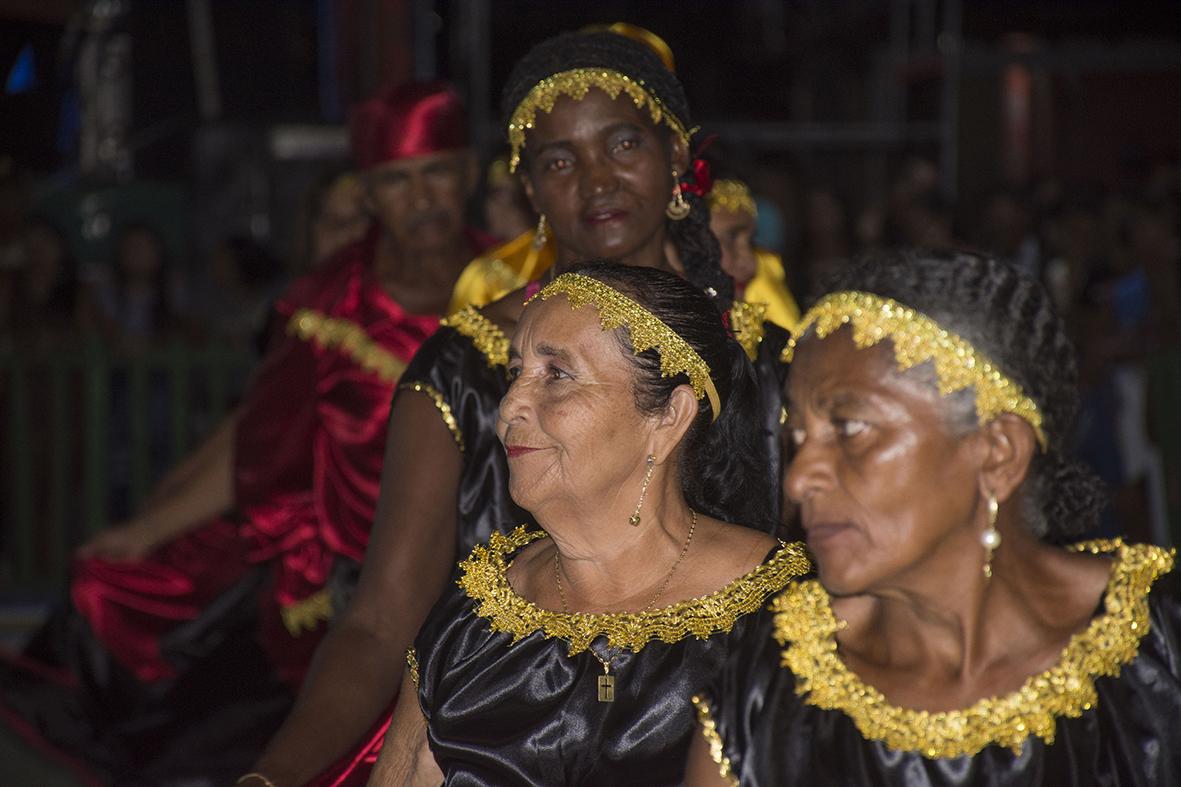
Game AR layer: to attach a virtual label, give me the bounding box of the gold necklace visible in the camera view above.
[553,509,697,702]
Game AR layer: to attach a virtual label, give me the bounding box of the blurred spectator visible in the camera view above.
[482,154,534,241]
[0,158,32,345]
[707,177,801,331]
[709,179,760,287]
[0,157,32,274]
[1043,193,1108,317]
[799,186,851,295]
[82,223,178,352]
[890,190,957,252]
[293,168,369,274]
[1124,200,1181,345]
[204,235,286,356]
[8,217,80,351]
[854,200,886,253]
[978,188,1041,277]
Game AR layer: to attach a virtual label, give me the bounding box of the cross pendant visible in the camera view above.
[597,674,615,702]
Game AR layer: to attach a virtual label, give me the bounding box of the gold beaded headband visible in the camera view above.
[507,68,691,173]
[527,273,721,421]
[708,179,758,219]
[782,291,1048,450]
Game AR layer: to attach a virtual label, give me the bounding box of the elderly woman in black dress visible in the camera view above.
[372,263,808,785]
[687,249,1181,786]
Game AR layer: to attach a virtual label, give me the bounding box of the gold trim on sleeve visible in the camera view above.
[692,694,740,787]
[287,308,409,384]
[441,307,510,368]
[279,588,333,637]
[406,648,421,689]
[459,526,810,656]
[399,382,463,452]
[729,301,767,361]
[782,291,1048,450]
[773,540,1174,758]
[507,68,691,172]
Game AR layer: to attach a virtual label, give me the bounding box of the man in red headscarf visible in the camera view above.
[0,81,495,782]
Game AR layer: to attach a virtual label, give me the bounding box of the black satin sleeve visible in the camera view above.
[751,322,790,525]
[414,568,779,786]
[701,568,1181,786]
[396,325,535,554]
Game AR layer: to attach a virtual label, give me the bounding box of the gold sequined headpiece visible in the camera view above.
[782,291,1047,450]
[507,68,691,173]
[528,273,721,421]
[708,179,758,219]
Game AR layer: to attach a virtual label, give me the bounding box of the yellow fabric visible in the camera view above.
[448,234,801,339]
[447,229,556,315]
[743,248,800,334]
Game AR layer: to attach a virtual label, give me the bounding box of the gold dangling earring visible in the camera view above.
[665,171,691,221]
[982,495,1001,579]
[629,454,656,526]
[532,214,548,250]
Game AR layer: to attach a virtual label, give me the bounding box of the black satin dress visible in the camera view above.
[413,529,811,786]
[397,311,535,553]
[695,541,1181,786]
[749,319,790,526]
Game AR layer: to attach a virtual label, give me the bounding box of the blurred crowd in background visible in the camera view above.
[1,0,1180,583]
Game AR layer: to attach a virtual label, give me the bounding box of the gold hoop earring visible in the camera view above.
[532,214,548,249]
[629,454,656,526]
[665,172,691,221]
[982,495,1001,579]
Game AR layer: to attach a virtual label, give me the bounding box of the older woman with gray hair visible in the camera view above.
[373,262,809,785]
[687,249,1181,786]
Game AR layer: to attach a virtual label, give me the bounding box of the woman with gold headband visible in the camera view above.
[372,263,808,785]
[251,30,790,785]
[708,178,800,333]
[686,250,1181,786]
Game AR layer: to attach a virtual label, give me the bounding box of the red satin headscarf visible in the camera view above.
[349,81,468,170]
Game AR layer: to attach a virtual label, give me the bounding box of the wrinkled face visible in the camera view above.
[784,327,980,595]
[521,89,685,265]
[709,208,758,286]
[363,149,473,255]
[498,296,653,515]
[313,176,368,263]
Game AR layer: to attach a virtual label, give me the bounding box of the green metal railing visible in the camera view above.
[1,341,254,590]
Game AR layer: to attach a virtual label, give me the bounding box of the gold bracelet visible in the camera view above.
[236,774,277,787]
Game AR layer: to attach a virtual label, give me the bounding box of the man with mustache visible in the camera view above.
[0,81,493,782]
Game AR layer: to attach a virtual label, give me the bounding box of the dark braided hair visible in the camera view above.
[561,261,775,532]
[813,249,1106,541]
[502,31,733,307]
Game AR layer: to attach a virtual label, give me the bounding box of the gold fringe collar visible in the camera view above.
[287,308,409,384]
[773,540,1174,759]
[782,291,1048,450]
[441,307,510,368]
[458,526,810,656]
[507,68,691,172]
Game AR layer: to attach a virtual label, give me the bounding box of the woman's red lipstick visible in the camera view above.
[505,445,540,458]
